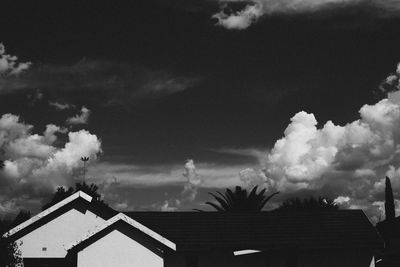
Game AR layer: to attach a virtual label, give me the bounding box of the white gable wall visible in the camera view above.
[17,208,106,258]
[77,229,163,267]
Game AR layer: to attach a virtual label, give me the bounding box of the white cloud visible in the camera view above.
[213,2,264,30]
[89,160,246,189]
[181,159,203,201]
[212,0,400,30]
[372,199,400,222]
[206,62,400,220]
[146,159,203,211]
[160,200,179,211]
[239,167,275,190]
[66,106,91,125]
[334,195,350,205]
[0,113,102,217]
[262,88,400,194]
[0,43,31,76]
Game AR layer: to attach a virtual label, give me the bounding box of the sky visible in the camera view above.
[2,0,400,222]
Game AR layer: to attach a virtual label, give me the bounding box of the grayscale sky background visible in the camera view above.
[2,0,400,222]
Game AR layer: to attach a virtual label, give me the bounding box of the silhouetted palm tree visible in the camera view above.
[277,196,338,211]
[205,186,279,212]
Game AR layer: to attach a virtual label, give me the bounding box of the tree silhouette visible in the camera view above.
[42,186,74,210]
[205,186,279,212]
[277,196,338,211]
[385,176,396,221]
[75,182,101,201]
[0,219,22,267]
[42,182,108,211]
[10,210,31,228]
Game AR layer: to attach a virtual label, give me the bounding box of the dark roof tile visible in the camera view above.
[124,210,383,251]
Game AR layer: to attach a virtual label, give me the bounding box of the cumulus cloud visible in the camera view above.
[182,159,203,201]
[239,167,275,189]
[263,91,400,192]
[333,195,350,205]
[0,113,101,217]
[212,0,400,30]
[66,106,91,125]
[213,62,400,221]
[0,43,31,76]
[372,199,400,222]
[155,160,204,211]
[213,2,264,30]
[160,200,179,212]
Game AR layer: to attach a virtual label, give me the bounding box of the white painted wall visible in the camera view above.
[77,229,163,267]
[17,208,106,258]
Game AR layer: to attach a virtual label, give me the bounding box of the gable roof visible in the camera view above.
[124,210,383,251]
[67,213,176,251]
[3,191,93,238]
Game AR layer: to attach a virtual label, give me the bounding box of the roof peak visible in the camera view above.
[4,190,93,238]
[67,212,176,251]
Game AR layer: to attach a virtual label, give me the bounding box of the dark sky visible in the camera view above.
[1,0,400,219]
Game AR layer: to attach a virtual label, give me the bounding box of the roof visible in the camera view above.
[67,213,176,251]
[3,191,93,238]
[124,210,384,251]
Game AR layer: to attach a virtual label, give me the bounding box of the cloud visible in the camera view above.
[207,62,400,221]
[181,159,203,201]
[88,160,246,189]
[0,58,200,105]
[333,195,350,205]
[212,147,267,164]
[0,43,31,76]
[160,200,179,211]
[49,101,75,110]
[66,106,91,125]
[213,2,264,30]
[239,167,275,190]
[0,113,102,217]
[212,0,400,30]
[156,159,207,211]
[27,90,44,105]
[372,199,400,222]
[263,92,400,191]
[88,159,250,211]
[138,73,200,97]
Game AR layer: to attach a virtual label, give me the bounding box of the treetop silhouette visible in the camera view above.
[277,196,338,211]
[205,186,279,212]
[385,176,395,221]
[42,182,107,211]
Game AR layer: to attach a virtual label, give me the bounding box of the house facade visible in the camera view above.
[5,191,383,267]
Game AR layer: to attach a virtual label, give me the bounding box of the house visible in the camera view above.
[4,191,383,267]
